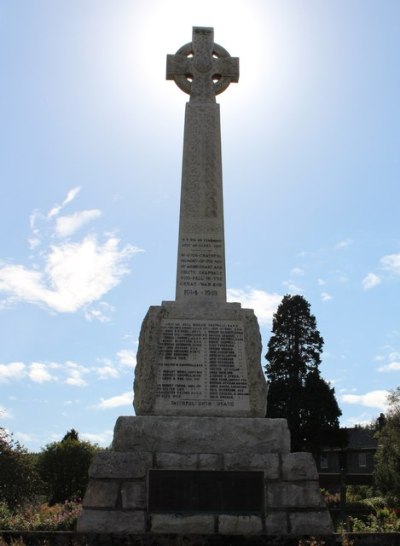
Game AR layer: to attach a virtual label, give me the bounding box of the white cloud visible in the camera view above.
[28,362,56,383]
[340,389,389,410]
[98,391,133,409]
[81,430,113,446]
[321,292,333,302]
[97,366,119,380]
[48,187,81,218]
[335,238,352,250]
[14,432,38,444]
[282,281,303,294]
[381,253,400,275]
[378,362,400,372]
[0,405,12,419]
[55,209,102,238]
[117,349,137,368]
[84,302,115,322]
[362,272,381,291]
[318,278,325,286]
[227,288,281,327]
[291,267,304,276]
[0,362,26,383]
[0,235,140,314]
[64,361,89,387]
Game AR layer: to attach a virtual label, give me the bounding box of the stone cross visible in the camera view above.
[167,28,239,302]
[167,27,238,102]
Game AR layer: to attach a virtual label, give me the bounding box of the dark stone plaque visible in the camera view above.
[148,470,264,514]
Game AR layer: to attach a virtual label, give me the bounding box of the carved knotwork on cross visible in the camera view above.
[166,27,239,102]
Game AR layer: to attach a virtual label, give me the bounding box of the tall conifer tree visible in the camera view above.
[265,294,342,454]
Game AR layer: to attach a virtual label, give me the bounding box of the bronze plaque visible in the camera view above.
[148,470,264,514]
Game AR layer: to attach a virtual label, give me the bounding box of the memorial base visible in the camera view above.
[77,416,333,536]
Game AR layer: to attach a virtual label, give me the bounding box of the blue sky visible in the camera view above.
[1,0,399,451]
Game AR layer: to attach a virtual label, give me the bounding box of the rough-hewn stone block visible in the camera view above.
[89,451,152,479]
[282,452,318,481]
[77,509,146,533]
[267,482,325,509]
[265,511,288,534]
[113,416,290,454]
[218,515,263,534]
[290,511,333,534]
[198,453,221,469]
[82,480,119,508]
[224,453,279,478]
[121,482,146,509]
[155,452,197,469]
[151,514,214,533]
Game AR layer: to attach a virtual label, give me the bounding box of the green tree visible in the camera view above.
[374,388,400,500]
[0,428,41,509]
[37,429,100,504]
[265,294,342,454]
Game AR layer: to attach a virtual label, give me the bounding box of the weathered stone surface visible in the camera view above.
[121,482,146,510]
[267,482,326,509]
[198,453,222,469]
[282,452,318,481]
[113,416,290,454]
[224,453,279,478]
[155,453,197,469]
[265,512,288,534]
[134,302,268,418]
[218,515,263,534]
[151,514,214,534]
[290,511,334,534]
[77,509,146,533]
[82,480,119,508]
[89,451,152,479]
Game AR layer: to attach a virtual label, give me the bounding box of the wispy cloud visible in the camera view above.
[0,405,12,419]
[48,187,81,219]
[282,281,303,294]
[321,292,333,302]
[377,350,400,372]
[291,267,304,276]
[117,349,137,368]
[81,430,113,446]
[362,272,381,291]
[381,253,400,276]
[64,361,89,387]
[55,210,102,238]
[335,238,352,250]
[340,389,389,410]
[97,391,132,409]
[227,288,281,327]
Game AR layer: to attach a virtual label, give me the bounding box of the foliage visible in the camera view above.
[37,429,100,505]
[0,428,42,510]
[374,387,400,501]
[298,538,325,546]
[264,295,343,454]
[0,499,81,531]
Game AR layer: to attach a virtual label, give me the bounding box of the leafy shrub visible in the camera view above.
[0,500,82,531]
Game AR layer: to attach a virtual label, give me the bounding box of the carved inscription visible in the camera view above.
[155,319,250,413]
[177,236,225,300]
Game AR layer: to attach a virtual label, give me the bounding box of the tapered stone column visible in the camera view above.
[167,27,238,303]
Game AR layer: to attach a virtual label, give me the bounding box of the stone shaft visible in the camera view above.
[176,102,226,302]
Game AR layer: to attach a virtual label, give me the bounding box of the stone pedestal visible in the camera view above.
[134,301,268,418]
[78,416,333,535]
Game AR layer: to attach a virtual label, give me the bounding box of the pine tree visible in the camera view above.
[265,294,342,454]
